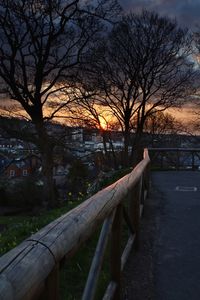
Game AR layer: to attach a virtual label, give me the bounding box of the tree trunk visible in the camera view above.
[102,131,110,166]
[109,138,118,169]
[102,130,118,170]
[131,131,144,167]
[41,144,57,208]
[35,121,57,208]
[123,130,130,167]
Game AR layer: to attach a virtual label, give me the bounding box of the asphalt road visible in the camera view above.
[152,171,200,300]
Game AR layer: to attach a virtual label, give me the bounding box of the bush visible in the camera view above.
[67,160,89,195]
[0,177,44,207]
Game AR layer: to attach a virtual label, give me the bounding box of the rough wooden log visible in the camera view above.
[0,150,150,300]
[0,243,55,300]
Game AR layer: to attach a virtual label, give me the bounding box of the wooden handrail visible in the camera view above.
[0,149,150,300]
[149,147,200,170]
[148,148,200,151]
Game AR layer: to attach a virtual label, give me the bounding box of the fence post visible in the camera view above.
[110,204,122,300]
[176,150,180,170]
[130,178,142,251]
[161,152,164,169]
[192,151,195,170]
[42,263,60,300]
[144,164,150,197]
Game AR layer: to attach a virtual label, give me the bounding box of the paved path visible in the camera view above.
[153,171,200,300]
[122,171,200,300]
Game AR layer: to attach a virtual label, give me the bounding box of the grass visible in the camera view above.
[59,214,130,300]
[0,205,121,300]
[0,200,83,256]
[60,226,111,300]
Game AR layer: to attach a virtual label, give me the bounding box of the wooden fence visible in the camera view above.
[0,149,150,300]
[149,148,200,170]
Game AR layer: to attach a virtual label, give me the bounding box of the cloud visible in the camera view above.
[119,0,200,29]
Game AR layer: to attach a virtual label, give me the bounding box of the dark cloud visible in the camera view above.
[119,0,200,29]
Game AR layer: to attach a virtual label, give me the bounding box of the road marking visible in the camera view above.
[175,186,197,192]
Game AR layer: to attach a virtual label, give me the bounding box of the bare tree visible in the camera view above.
[143,111,182,147]
[63,86,119,168]
[0,0,121,207]
[188,30,200,134]
[90,10,195,165]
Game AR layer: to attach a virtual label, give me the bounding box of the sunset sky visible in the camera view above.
[1,0,200,131]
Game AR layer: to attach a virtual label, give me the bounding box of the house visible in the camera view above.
[0,155,41,179]
[4,161,30,178]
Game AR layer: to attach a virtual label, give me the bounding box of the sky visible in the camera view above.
[119,0,200,30]
[1,0,199,130]
[118,0,200,130]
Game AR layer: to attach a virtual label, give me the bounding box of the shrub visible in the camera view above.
[67,160,89,195]
[0,177,44,207]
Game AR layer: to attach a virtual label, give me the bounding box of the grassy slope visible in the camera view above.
[0,168,131,299]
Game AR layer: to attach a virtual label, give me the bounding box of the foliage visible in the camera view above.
[67,159,89,195]
[0,199,85,256]
[97,167,132,189]
[0,177,44,207]
[87,167,132,196]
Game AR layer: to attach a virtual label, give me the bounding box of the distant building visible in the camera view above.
[0,155,41,179]
[71,128,83,142]
[91,133,103,143]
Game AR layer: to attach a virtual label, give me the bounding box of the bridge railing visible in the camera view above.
[0,149,150,300]
[149,148,200,170]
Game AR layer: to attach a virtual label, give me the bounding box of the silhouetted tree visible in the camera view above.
[189,30,200,134]
[91,10,195,165]
[66,88,118,167]
[143,111,182,147]
[0,0,121,206]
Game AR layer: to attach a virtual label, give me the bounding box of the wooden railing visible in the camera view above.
[0,149,150,300]
[149,148,200,170]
